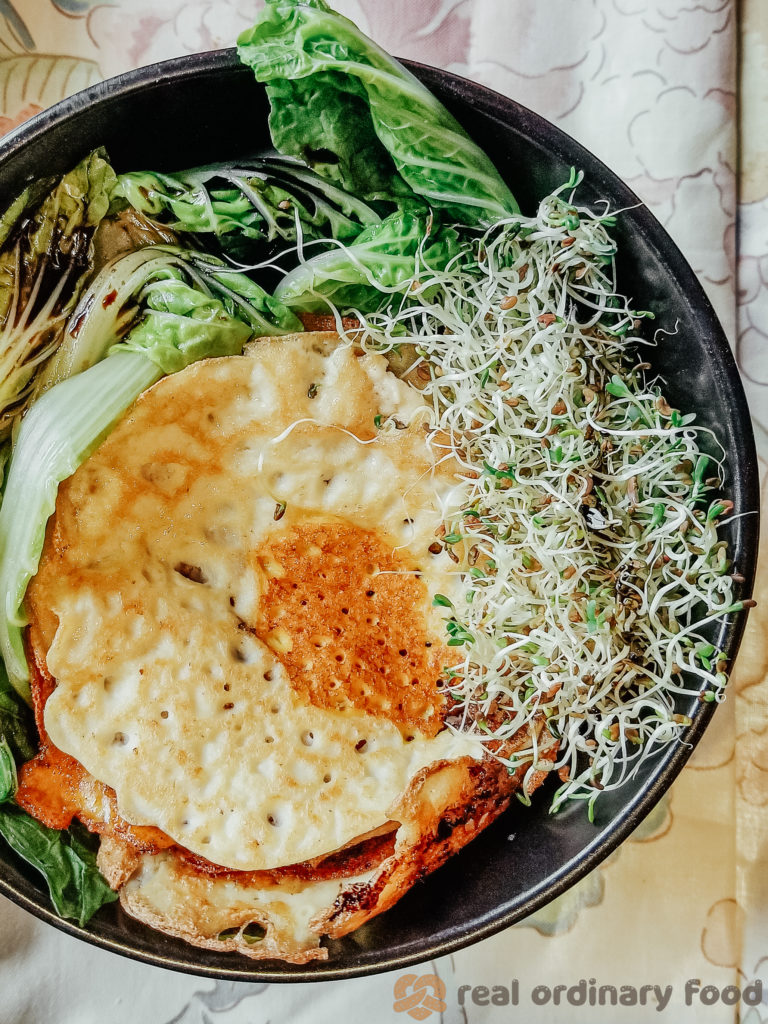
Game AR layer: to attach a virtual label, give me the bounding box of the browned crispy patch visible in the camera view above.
[256,522,451,737]
[175,825,398,885]
[298,313,360,333]
[314,757,513,936]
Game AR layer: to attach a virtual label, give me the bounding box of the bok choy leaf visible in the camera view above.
[275,207,461,311]
[32,244,301,397]
[117,272,254,372]
[0,659,34,763]
[0,807,117,925]
[113,159,381,258]
[0,244,297,698]
[0,737,16,803]
[0,149,116,439]
[237,0,519,225]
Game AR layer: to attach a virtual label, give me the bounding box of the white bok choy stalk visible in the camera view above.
[0,352,161,697]
[0,244,301,700]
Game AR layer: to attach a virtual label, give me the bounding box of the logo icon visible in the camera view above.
[393,973,448,1020]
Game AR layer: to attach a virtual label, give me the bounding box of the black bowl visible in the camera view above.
[0,50,759,981]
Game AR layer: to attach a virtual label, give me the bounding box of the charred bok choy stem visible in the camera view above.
[0,245,301,700]
[347,174,741,818]
[0,149,116,440]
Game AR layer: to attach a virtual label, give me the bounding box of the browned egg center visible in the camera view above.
[256,522,448,738]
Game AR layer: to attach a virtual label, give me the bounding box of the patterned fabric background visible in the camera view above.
[0,2,765,1022]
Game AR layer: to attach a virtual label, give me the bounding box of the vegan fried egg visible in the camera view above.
[25,332,483,872]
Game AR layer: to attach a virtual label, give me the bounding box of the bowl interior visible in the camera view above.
[0,51,758,981]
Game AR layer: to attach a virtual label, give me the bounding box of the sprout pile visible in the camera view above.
[329,174,744,818]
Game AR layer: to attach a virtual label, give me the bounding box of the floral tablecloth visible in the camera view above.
[0,2,766,1022]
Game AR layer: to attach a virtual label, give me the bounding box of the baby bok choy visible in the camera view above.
[0,245,301,699]
[234,0,519,313]
[113,158,383,262]
[274,207,462,312]
[0,149,116,440]
[237,0,518,223]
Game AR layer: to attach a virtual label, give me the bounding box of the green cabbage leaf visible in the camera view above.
[275,207,461,311]
[237,0,518,225]
[0,807,118,925]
